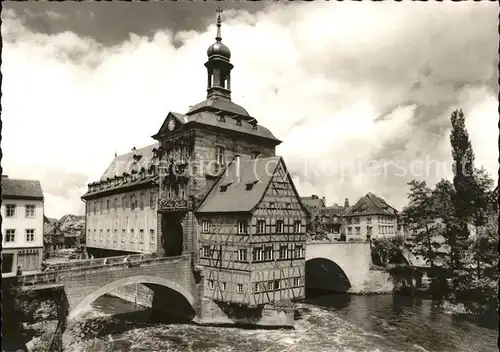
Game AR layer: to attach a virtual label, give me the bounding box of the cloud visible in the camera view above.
[1,2,497,218]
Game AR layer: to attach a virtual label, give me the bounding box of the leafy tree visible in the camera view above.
[471,166,494,227]
[370,235,405,266]
[466,215,499,315]
[400,180,443,268]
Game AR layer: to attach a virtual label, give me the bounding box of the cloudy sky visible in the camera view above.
[2,2,498,218]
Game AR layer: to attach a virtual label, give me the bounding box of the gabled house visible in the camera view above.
[320,205,344,236]
[43,216,64,257]
[342,192,398,241]
[300,195,345,240]
[1,176,45,273]
[196,156,308,306]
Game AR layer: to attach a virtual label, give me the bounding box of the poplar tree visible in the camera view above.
[448,110,477,295]
[448,109,496,304]
[450,109,476,230]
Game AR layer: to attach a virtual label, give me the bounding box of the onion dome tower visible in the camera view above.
[205,7,234,100]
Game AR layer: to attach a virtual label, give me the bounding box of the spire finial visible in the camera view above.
[215,6,223,42]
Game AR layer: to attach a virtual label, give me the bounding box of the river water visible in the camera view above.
[67,293,498,352]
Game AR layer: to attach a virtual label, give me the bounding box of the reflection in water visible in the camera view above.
[67,293,498,352]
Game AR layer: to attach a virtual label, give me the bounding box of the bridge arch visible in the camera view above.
[305,258,352,293]
[69,275,195,319]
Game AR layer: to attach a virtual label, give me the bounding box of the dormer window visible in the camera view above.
[245,180,258,191]
[149,165,156,175]
[220,182,232,193]
[249,118,257,129]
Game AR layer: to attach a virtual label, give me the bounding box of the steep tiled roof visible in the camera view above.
[82,176,158,200]
[343,193,397,217]
[100,143,159,180]
[44,221,58,236]
[301,196,325,208]
[82,143,160,200]
[1,178,44,200]
[196,156,282,213]
[320,206,344,224]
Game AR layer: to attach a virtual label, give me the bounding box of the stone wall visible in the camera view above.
[196,298,294,327]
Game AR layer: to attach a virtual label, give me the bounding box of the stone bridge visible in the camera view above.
[17,254,198,320]
[14,241,396,325]
[305,241,393,294]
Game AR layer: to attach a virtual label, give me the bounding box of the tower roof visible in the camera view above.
[206,7,231,60]
[186,95,249,117]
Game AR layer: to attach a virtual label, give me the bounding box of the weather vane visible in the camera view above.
[215,6,223,41]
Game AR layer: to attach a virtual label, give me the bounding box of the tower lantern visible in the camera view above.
[205,7,233,100]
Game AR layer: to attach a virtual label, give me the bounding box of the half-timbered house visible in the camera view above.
[196,156,308,306]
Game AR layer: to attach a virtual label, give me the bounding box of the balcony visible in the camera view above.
[158,198,190,212]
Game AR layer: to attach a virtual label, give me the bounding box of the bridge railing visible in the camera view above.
[19,271,61,287]
[19,254,190,287]
[45,253,156,272]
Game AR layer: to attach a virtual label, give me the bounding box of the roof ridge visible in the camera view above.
[238,155,281,163]
[2,178,41,182]
[115,142,159,158]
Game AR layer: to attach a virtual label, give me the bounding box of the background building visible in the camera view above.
[43,216,64,257]
[1,176,44,274]
[301,195,344,240]
[58,214,85,250]
[342,192,398,241]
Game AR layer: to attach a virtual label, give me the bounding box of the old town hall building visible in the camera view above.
[82,12,308,307]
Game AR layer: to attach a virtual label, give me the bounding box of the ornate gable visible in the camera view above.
[152,112,189,140]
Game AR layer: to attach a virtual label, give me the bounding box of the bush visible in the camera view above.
[370,235,406,266]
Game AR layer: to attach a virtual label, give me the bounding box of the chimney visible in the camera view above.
[322,197,326,206]
[312,194,318,199]
[344,198,349,208]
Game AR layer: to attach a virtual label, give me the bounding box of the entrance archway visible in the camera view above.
[161,214,184,257]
